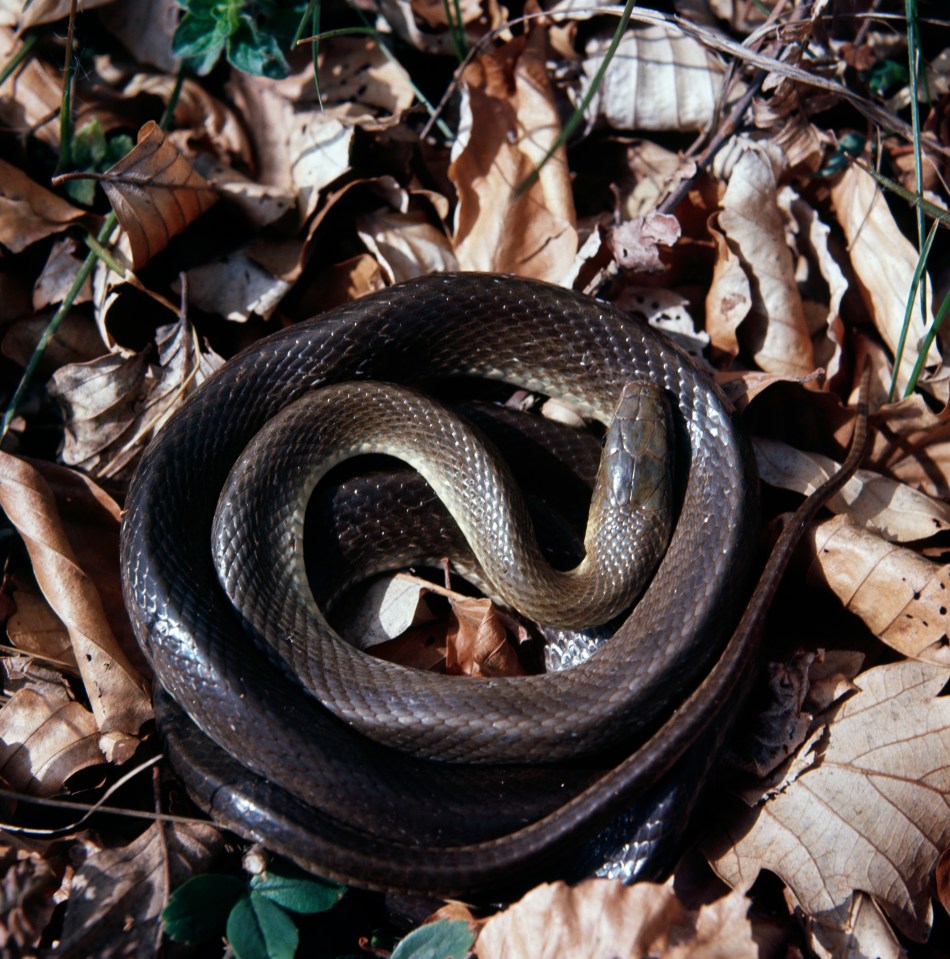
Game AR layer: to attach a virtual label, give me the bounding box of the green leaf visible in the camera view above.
[250,866,345,914]
[867,59,909,97]
[227,891,299,959]
[71,117,108,170]
[163,873,247,944]
[390,919,475,959]
[173,11,229,74]
[227,16,289,78]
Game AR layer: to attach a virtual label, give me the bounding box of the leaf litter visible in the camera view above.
[0,0,948,957]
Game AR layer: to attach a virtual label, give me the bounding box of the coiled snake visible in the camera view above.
[121,273,860,897]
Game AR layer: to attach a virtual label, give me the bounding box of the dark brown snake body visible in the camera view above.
[121,273,860,896]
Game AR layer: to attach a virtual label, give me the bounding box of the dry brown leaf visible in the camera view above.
[445,596,527,678]
[98,0,180,73]
[706,659,950,945]
[287,108,355,222]
[0,837,64,955]
[449,29,578,280]
[474,880,757,959]
[99,120,218,270]
[831,164,943,399]
[1,312,103,374]
[356,208,459,282]
[49,317,224,477]
[0,158,85,253]
[614,286,710,361]
[7,583,75,668]
[317,35,415,117]
[805,515,950,665]
[0,688,101,795]
[754,437,950,542]
[621,140,693,218]
[572,20,731,132]
[0,25,61,147]
[709,148,815,375]
[194,157,295,228]
[0,453,150,757]
[17,0,115,29]
[32,237,94,310]
[183,249,292,323]
[57,821,223,958]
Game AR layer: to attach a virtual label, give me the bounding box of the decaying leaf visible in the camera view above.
[0,452,150,758]
[317,35,415,118]
[99,120,218,269]
[0,836,64,956]
[0,688,101,795]
[608,214,681,273]
[449,29,578,280]
[49,317,224,477]
[356,208,458,282]
[183,249,292,323]
[706,660,950,946]
[57,822,223,958]
[0,158,85,253]
[830,165,943,399]
[32,237,94,311]
[708,146,815,375]
[754,437,950,541]
[805,515,950,665]
[7,583,75,669]
[474,880,757,959]
[0,26,62,147]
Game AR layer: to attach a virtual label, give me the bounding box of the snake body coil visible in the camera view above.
[121,273,759,896]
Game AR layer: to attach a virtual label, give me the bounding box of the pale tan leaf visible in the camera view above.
[0,689,101,795]
[474,880,757,959]
[805,515,950,665]
[289,109,355,221]
[754,437,950,541]
[449,29,578,281]
[98,0,179,72]
[195,157,294,228]
[1,312,102,372]
[346,576,436,651]
[356,208,458,282]
[573,20,730,132]
[183,251,292,323]
[711,148,815,375]
[831,164,943,398]
[608,214,681,272]
[0,453,150,754]
[805,891,903,959]
[0,158,85,252]
[100,120,218,270]
[49,317,224,477]
[621,140,694,218]
[58,821,223,958]
[705,221,750,357]
[0,26,61,146]
[706,660,950,942]
[615,286,710,362]
[317,35,415,116]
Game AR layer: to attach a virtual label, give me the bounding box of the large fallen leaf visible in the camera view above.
[831,164,943,398]
[0,453,150,758]
[0,688,101,795]
[448,28,578,281]
[57,822,223,958]
[754,437,950,541]
[708,146,815,375]
[183,249,292,323]
[706,659,950,946]
[7,583,75,668]
[99,120,218,269]
[0,158,85,252]
[805,515,950,666]
[356,208,459,282]
[32,237,95,310]
[16,0,115,29]
[49,317,224,477]
[317,35,415,118]
[474,880,757,959]
[573,19,730,132]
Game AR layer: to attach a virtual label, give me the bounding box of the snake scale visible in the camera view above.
[122,272,774,896]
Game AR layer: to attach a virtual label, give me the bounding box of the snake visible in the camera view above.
[121,272,863,897]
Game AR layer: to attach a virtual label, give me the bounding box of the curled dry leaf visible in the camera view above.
[708,147,815,375]
[608,213,681,273]
[474,880,757,959]
[317,35,416,118]
[0,688,101,795]
[569,18,730,133]
[49,317,224,477]
[706,659,950,945]
[754,437,950,542]
[805,515,950,666]
[830,165,943,400]
[444,596,528,678]
[449,29,578,281]
[100,120,218,270]
[0,158,85,253]
[57,821,223,958]
[32,237,94,311]
[0,452,150,757]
